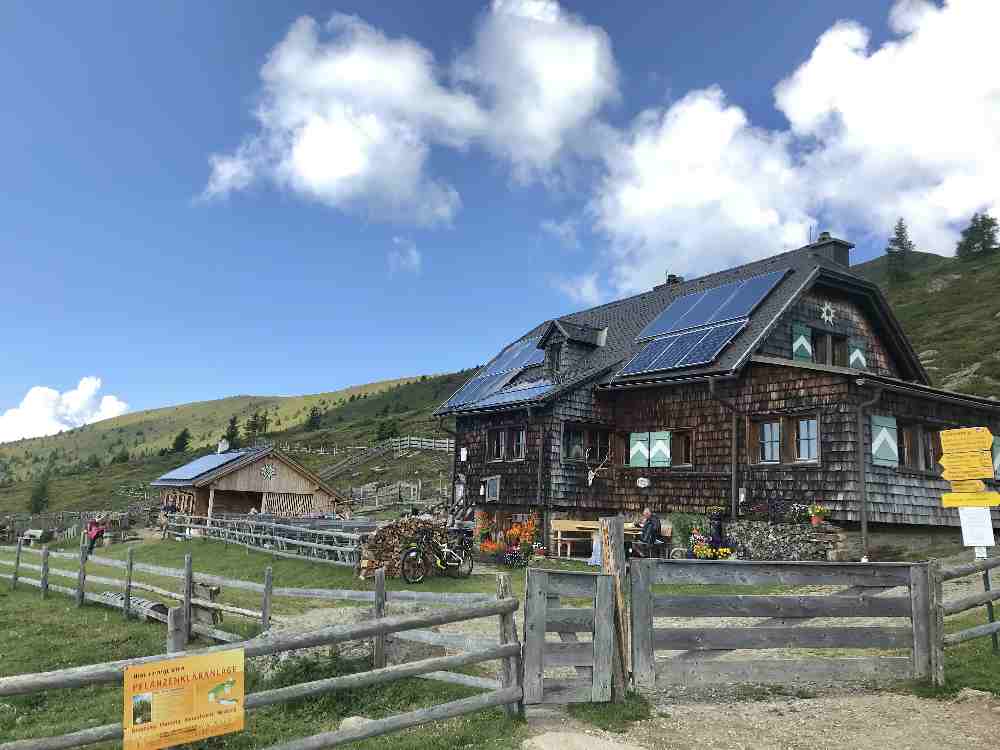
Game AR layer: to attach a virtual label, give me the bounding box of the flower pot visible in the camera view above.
[810,515,823,526]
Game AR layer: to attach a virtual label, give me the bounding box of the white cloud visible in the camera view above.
[457,0,618,180]
[592,87,814,295]
[0,377,129,444]
[388,236,422,274]
[553,272,604,306]
[774,0,1000,253]
[204,2,617,221]
[540,217,580,249]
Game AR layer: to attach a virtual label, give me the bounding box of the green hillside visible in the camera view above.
[0,370,472,513]
[853,250,1000,397]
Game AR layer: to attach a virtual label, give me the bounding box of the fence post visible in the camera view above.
[629,558,655,689]
[262,566,273,632]
[909,562,933,680]
[10,539,21,591]
[983,562,999,654]
[167,607,187,653]
[183,553,193,640]
[75,538,87,608]
[600,516,628,700]
[495,572,523,718]
[373,568,386,669]
[522,569,547,704]
[929,559,945,687]
[40,545,50,599]
[123,546,135,619]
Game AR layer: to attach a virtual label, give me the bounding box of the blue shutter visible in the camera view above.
[649,431,672,467]
[871,415,899,468]
[849,337,868,370]
[792,323,813,361]
[629,433,650,467]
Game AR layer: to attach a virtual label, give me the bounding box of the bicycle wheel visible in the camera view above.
[455,550,474,578]
[401,548,428,584]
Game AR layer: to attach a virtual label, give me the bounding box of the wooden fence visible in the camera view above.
[317,436,455,482]
[939,555,1000,658]
[522,569,616,704]
[0,574,522,750]
[162,514,368,567]
[630,558,927,688]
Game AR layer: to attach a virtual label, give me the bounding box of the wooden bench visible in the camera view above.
[551,520,601,558]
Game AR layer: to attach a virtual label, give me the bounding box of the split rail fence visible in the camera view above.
[317,436,454,482]
[0,573,522,750]
[162,514,369,567]
[939,555,1000,657]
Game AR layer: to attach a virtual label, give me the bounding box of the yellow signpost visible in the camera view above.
[123,649,244,750]
[940,426,994,454]
[942,492,1000,508]
[938,427,997,511]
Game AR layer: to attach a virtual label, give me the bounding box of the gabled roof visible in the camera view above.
[151,446,339,497]
[537,320,608,348]
[435,236,929,414]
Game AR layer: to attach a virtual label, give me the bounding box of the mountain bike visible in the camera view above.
[400,527,474,584]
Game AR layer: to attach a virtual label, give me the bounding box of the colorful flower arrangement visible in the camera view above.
[693,543,733,560]
[809,503,829,518]
[480,539,504,555]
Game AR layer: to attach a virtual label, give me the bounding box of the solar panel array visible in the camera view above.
[618,320,748,377]
[444,335,547,409]
[474,382,553,408]
[156,451,249,482]
[483,337,544,376]
[637,269,787,341]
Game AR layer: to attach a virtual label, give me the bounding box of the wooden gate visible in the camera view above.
[522,568,616,704]
[630,558,935,688]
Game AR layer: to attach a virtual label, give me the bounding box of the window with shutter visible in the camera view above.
[849,337,868,370]
[871,415,899,467]
[792,323,813,361]
[629,432,650,467]
[649,431,671,467]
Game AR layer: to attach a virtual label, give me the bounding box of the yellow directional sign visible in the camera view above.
[939,451,995,480]
[940,427,994,454]
[949,479,988,493]
[942,492,1000,508]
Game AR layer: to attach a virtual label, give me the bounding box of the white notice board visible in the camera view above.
[958,506,996,548]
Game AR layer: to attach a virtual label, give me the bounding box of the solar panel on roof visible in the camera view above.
[647,328,714,370]
[638,268,788,341]
[443,370,519,409]
[474,382,553,408]
[617,336,680,376]
[708,270,786,324]
[676,320,747,367]
[483,336,543,376]
[157,452,246,481]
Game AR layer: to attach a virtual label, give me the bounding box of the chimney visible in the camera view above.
[655,272,685,290]
[810,231,854,267]
[217,439,230,454]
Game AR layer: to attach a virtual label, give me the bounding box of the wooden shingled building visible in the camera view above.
[151,446,341,517]
[435,232,1000,551]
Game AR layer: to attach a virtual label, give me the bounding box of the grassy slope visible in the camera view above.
[852,250,1000,397]
[0,376,426,482]
[0,370,472,513]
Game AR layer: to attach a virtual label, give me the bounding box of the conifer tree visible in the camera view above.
[886,218,914,283]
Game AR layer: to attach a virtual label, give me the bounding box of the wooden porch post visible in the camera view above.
[207,486,215,518]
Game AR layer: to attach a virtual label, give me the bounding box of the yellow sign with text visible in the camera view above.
[123,649,244,750]
[940,427,994,454]
[939,451,995,481]
[948,480,987,493]
[941,492,1000,508]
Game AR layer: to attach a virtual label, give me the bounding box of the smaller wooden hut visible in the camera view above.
[151,447,340,517]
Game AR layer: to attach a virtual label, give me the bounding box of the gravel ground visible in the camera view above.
[623,689,1000,750]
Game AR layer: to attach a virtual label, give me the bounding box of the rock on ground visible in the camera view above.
[339,716,373,732]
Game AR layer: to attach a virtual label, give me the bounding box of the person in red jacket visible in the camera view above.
[85,514,107,555]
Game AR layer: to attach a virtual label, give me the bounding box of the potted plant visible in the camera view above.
[809,503,829,526]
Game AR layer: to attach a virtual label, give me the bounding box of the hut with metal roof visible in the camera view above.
[151,446,341,517]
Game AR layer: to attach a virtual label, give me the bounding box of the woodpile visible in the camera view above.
[359,517,448,578]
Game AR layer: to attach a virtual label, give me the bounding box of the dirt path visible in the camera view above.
[621,689,1000,750]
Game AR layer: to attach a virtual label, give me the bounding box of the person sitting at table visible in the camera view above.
[631,507,665,558]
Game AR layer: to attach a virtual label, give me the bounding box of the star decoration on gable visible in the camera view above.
[260,464,277,480]
[820,301,836,326]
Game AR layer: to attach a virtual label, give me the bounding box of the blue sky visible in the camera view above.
[1,1,997,440]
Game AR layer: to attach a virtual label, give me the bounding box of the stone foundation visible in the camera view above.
[724,520,851,561]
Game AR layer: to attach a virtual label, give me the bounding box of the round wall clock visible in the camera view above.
[260,464,277,480]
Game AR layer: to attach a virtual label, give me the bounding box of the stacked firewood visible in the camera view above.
[358,517,448,578]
